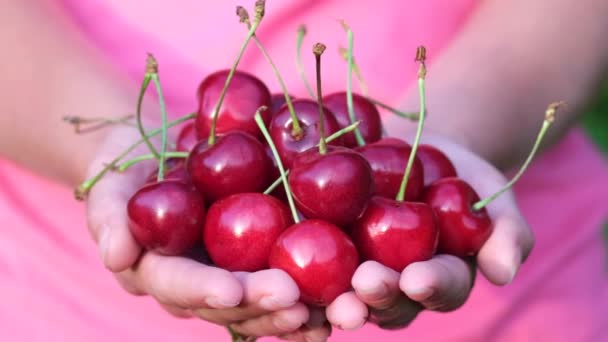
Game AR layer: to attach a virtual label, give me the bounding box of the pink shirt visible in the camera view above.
[1,1,607,341]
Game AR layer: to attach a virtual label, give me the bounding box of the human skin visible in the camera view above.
[1,0,607,340]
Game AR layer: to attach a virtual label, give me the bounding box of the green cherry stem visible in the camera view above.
[117,152,188,172]
[147,57,170,181]
[341,20,366,147]
[396,46,427,202]
[74,113,195,200]
[255,107,300,224]
[136,55,161,158]
[296,25,316,99]
[263,120,361,194]
[472,101,564,210]
[313,43,328,154]
[368,98,419,120]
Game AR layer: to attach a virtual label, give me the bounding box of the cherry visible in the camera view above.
[423,177,491,256]
[127,180,205,255]
[351,196,438,271]
[289,146,374,226]
[269,99,342,169]
[187,131,272,202]
[269,93,295,116]
[176,122,200,152]
[146,158,190,184]
[323,92,382,147]
[356,139,424,201]
[417,144,457,187]
[195,70,271,141]
[268,219,359,306]
[204,193,292,272]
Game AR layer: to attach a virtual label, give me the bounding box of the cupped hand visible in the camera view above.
[326,133,535,330]
[84,125,330,341]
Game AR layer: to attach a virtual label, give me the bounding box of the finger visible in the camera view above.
[279,323,332,342]
[326,292,368,331]
[400,255,474,312]
[351,261,401,309]
[229,303,309,337]
[159,303,194,319]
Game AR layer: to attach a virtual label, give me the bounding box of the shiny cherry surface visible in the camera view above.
[176,122,199,152]
[423,177,492,256]
[269,93,295,116]
[127,180,205,255]
[417,144,457,186]
[323,92,382,148]
[269,219,359,306]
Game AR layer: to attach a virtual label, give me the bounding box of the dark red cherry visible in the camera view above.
[203,193,292,272]
[195,70,271,140]
[289,147,374,227]
[187,131,272,203]
[264,145,287,201]
[127,180,205,255]
[146,158,189,184]
[323,92,382,148]
[269,99,342,169]
[356,139,424,201]
[269,219,359,306]
[176,122,200,152]
[269,93,296,116]
[417,145,457,186]
[351,196,438,272]
[423,177,492,256]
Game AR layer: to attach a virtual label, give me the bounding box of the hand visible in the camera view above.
[326,134,535,330]
[85,125,331,341]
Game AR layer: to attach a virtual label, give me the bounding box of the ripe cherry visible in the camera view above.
[187,131,272,203]
[127,180,205,255]
[269,219,359,306]
[323,92,382,147]
[176,122,199,152]
[417,144,457,187]
[204,193,292,272]
[195,70,271,141]
[269,93,295,116]
[146,158,190,184]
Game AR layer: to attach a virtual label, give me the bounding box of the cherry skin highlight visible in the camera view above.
[323,92,382,147]
[351,196,438,272]
[127,180,205,255]
[288,146,374,226]
[417,144,457,187]
[423,177,492,256]
[204,193,293,272]
[195,70,271,140]
[176,122,200,152]
[269,99,342,169]
[187,131,273,203]
[356,138,424,201]
[269,219,359,306]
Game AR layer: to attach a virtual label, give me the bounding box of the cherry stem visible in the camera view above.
[263,120,361,194]
[145,56,170,181]
[338,46,369,97]
[341,20,366,147]
[135,55,161,158]
[117,152,188,172]
[74,113,195,200]
[255,107,300,223]
[313,43,328,154]
[296,25,316,99]
[368,98,419,120]
[396,47,427,202]
[227,326,256,342]
[63,114,136,134]
[472,102,564,210]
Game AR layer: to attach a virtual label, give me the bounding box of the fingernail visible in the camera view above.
[259,296,294,310]
[499,249,521,284]
[205,296,239,309]
[273,317,298,332]
[357,284,388,300]
[98,225,111,267]
[405,286,434,301]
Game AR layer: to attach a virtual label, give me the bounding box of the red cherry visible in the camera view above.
[187,131,272,202]
[195,70,271,140]
[356,139,424,201]
[269,99,342,169]
[127,180,205,255]
[203,193,293,272]
[269,219,359,306]
[417,145,457,186]
[269,93,296,116]
[423,177,492,256]
[323,92,382,148]
[145,158,189,184]
[288,146,374,227]
[176,122,200,152]
[351,196,438,272]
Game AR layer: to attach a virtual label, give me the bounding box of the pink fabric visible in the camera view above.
[1,1,607,341]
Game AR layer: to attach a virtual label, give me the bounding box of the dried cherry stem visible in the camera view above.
[313,43,328,154]
[255,107,300,224]
[63,114,136,134]
[341,20,366,146]
[263,121,362,194]
[117,152,188,172]
[136,54,161,158]
[296,25,316,99]
[396,46,427,202]
[74,113,195,200]
[208,1,266,146]
[472,101,564,211]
